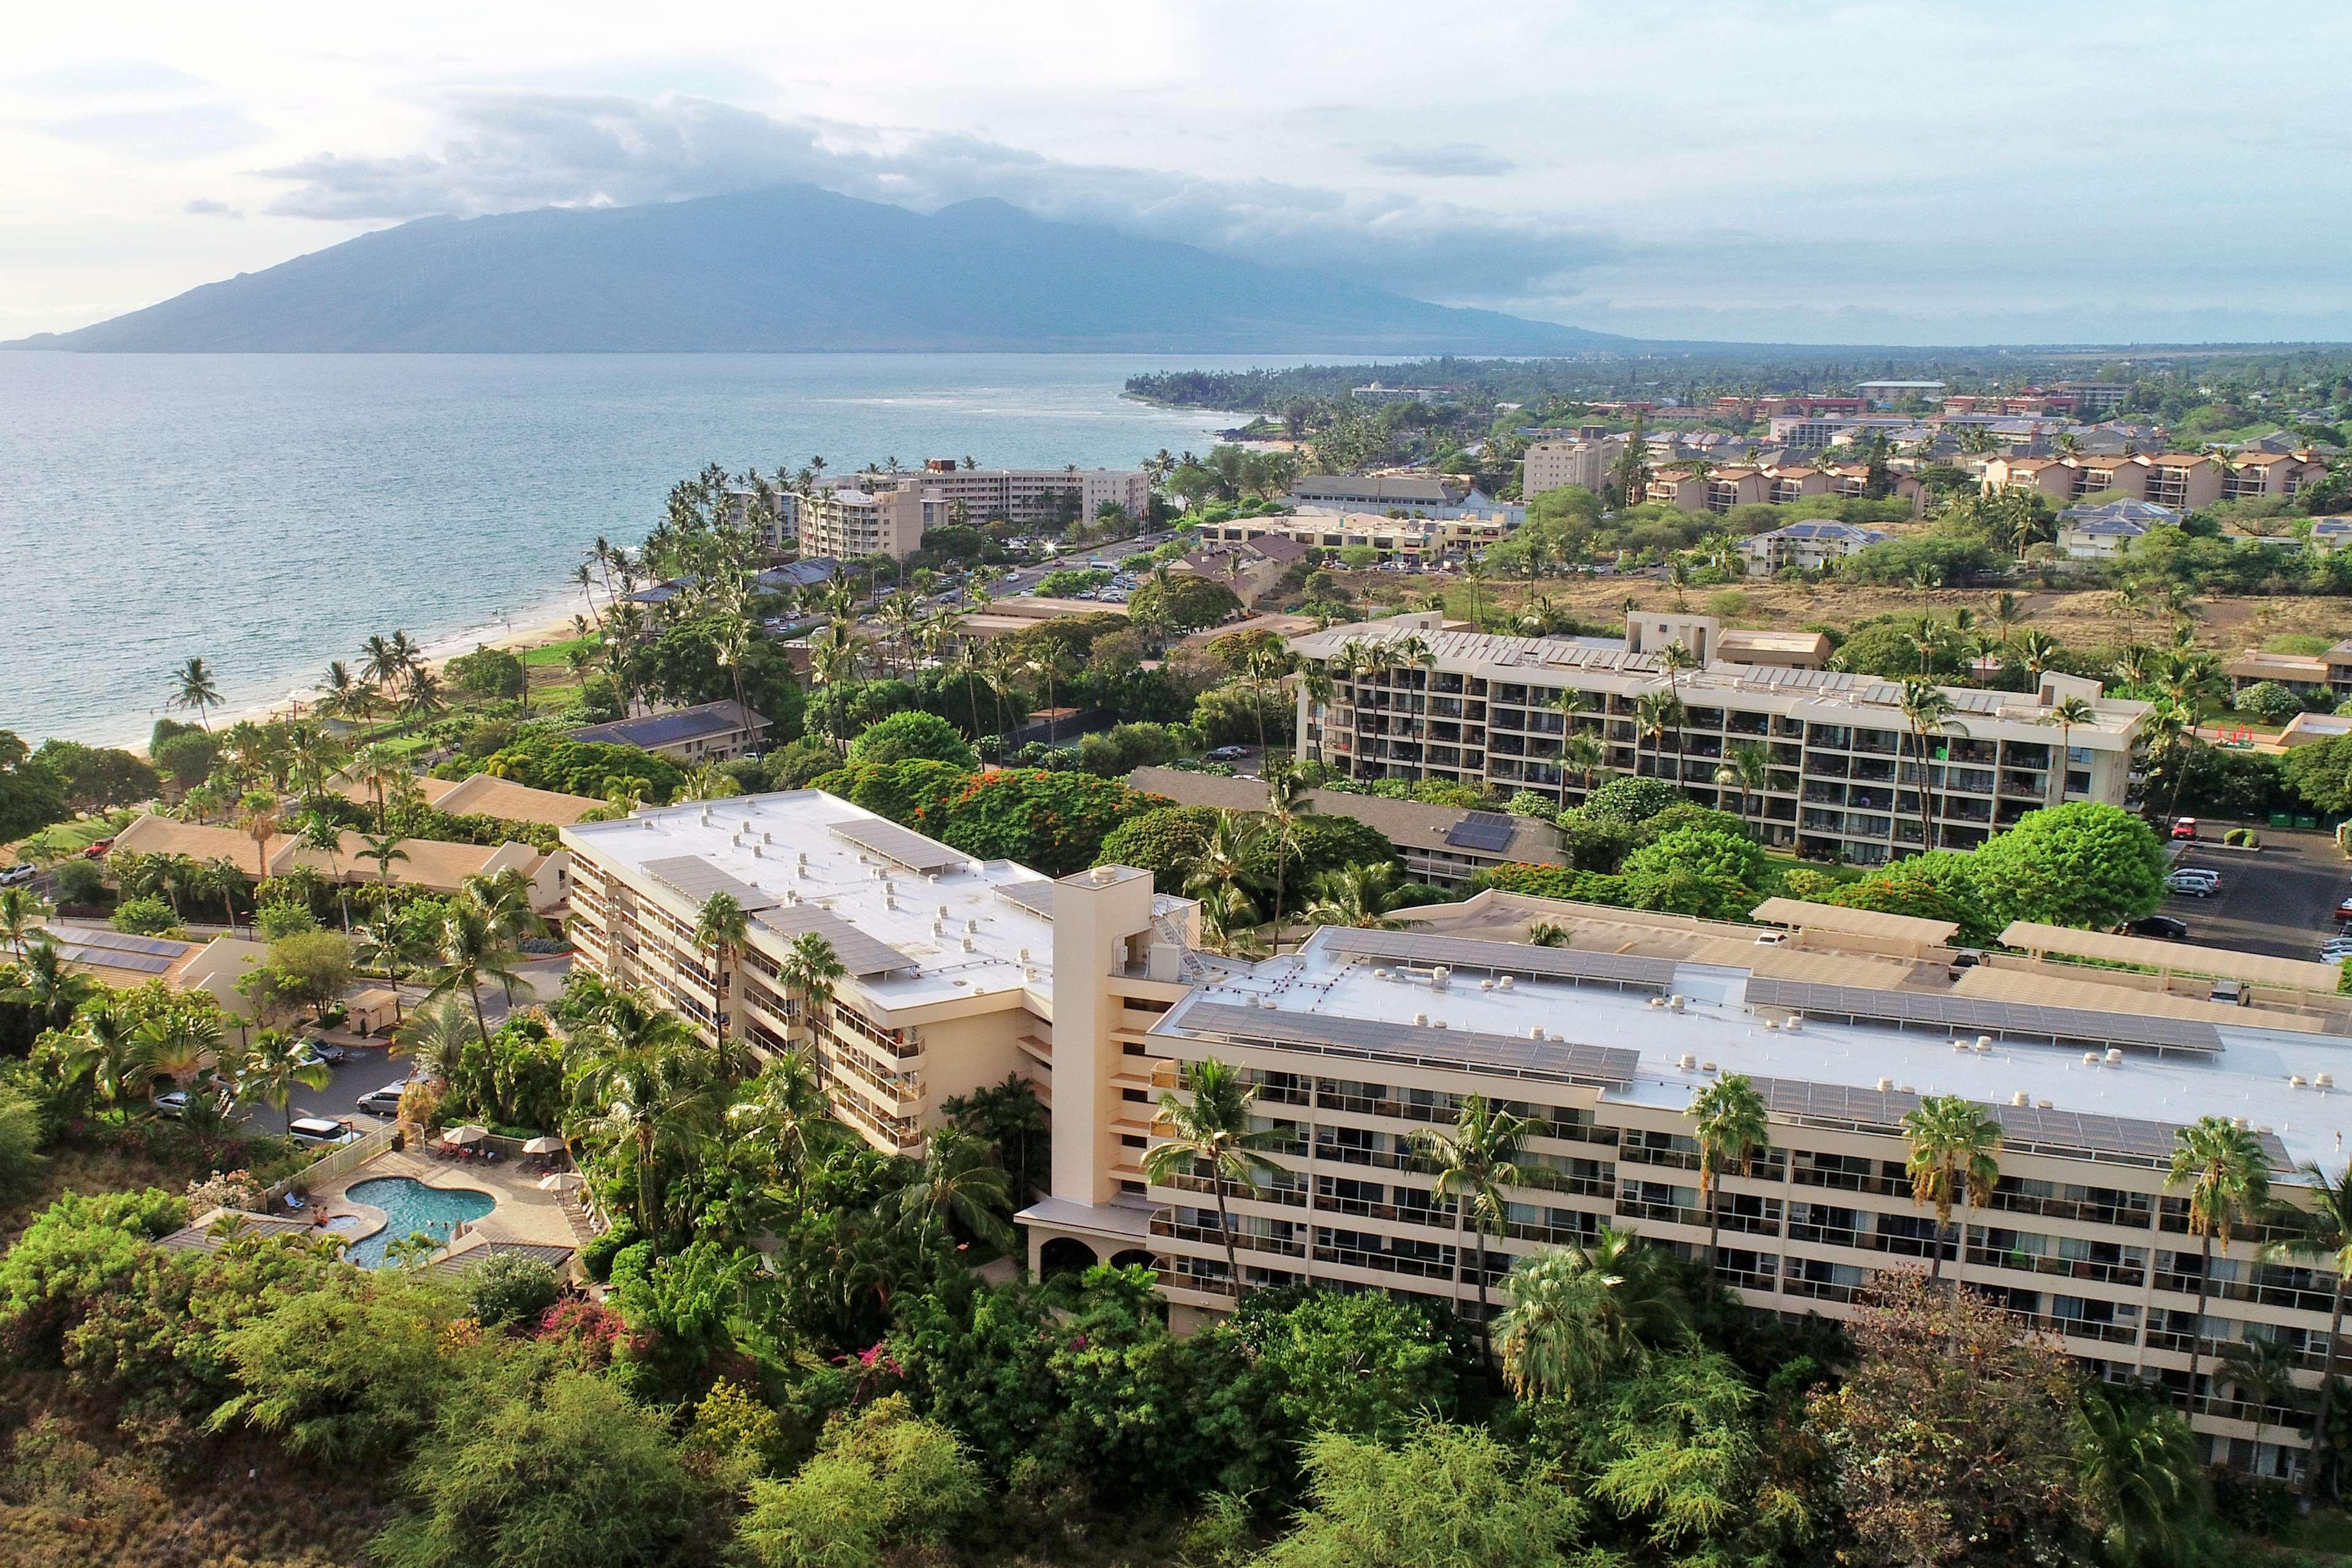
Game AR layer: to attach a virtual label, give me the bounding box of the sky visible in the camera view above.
[4,1,2348,347]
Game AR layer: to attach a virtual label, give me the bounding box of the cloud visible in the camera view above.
[183,197,243,218]
[254,91,1617,306]
[1363,143,1516,178]
[43,104,271,161]
[9,61,210,98]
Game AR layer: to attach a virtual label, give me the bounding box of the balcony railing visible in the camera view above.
[1968,1246,2147,1289]
[1986,1189,2153,1229]
[1782,1276,1860,1305]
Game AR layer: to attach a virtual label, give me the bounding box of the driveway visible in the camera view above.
[2166,827,2346,960]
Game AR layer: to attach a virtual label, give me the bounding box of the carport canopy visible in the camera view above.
[1749,897,1959,949]
[1997,921,2346,996]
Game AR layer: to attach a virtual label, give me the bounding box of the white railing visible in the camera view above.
[262,1122,401,1205]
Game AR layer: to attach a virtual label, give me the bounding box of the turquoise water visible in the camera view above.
[0,352,1290,745]
[343,1175,497,1267]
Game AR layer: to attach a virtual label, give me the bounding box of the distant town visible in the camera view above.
[9,347,2352,1567]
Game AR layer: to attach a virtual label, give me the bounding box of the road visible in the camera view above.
[2166,828,2345,961]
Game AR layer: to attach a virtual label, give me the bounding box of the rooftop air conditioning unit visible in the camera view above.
[961,937,974,952]
[1019,948,1031,963]
[1875,1077,1894,1091]
[2013,1091,2030,1106]
[1972,1040,1991,1054]
[1679,1052,1698,1070]
[1669,995,1686,1013]
[1413,1013,1429,1027]
[1498,975,1515,991]
[967,918,979,933]
[1431,965,1451,991]
[1529,1026,1545,1039]
[1479,979,1494,992]
[2321,1072,2337,1091]
[2104,1048,2124,1066]
[938,905,950,919]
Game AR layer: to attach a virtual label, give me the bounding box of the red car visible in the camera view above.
[81,837,115,859]
[2171,818,2198,841]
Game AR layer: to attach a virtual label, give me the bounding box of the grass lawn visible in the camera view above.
[9,807,138,866]
[519,633,599,668]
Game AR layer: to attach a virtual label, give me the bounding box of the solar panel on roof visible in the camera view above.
[49,926,188,957]
[827,818,968,873]
[1744,976,2223,1055]
[1179,1000,1638,1087]
[641,855,778,913]
[1444,812,1517,852]
[752,903,916,977]
[54,943,173,974]
[995,880,1057,919]
[1321,929,1679,991]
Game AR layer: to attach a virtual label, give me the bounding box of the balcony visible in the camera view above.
[1967,1246,2147,1289]
[1793,1166,1907,1199]
[1987,1189,2153,1229]
[1782,1276,1860,1305]
[2152,1271,2339,1316]
[1616,1196,1706,1228]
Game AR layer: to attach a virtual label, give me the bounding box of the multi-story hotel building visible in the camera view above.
[850,461,1153,533]
[1085,891,2352,1477]
[563,790,2352,1476]
[1521,435,1624,497]
[1285,611,2148,865]
[795,486,929,562]
[560,791,1197,1167]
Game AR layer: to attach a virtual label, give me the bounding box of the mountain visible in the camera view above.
[6,186,1615,355]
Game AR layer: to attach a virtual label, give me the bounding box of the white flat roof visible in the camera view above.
[1155,929,2352,1175]
[565,791,1064,1013]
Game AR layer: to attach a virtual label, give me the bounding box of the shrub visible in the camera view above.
[1579,777,1681,825]
[2223,826,2259,848]
[846,710,978,771]
[736,1396,986,1568]
[2239,680,2305,724]
[580,1219,641,1284]
[466,1253,563,1328]
[52,859,108,907]
[111,896,179,937]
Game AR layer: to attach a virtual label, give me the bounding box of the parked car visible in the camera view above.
[1205,745,1250,762]
[2210,978,2250,1007]
[2128,915,2192,940]
[2336,895,2352,924]
[2171,817,2199,841]
[295,1036,347,1067]
[288,1117,361,1148]
[153,1089,189,1118]
[2318,940,2352,962]
[2164,870,2218,897]
[0,863,36,887]
[81,838,115,859]
[355,1082,409,1115]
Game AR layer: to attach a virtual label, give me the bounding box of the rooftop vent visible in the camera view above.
[1876,1077,1894,1091]
[2321,1072,2337,1091]
[1413,1013,1428,1027]
[1498,975,1515,991]
[2037,1098,2053,1109]
[961,936,974,952]
[1019,948,1031,963]
[2013,1090,2030,1106]
[1431,1019,1448,1030]
[1529,1026,1545,1039]
[1785,1018,1803,1034]
[937,904,950,919]
[1372,968,1390,980]
[1648,997,1666,1010]
[2292,1074,2309,1088]
[1951,1039,1969,1052]
[1701,1060,1718,1073]
[1679,1053,1698,1070]
[1431,965,1451,991]
[1972,1040,1991,1054]
[1479,979,1494,992]
[1669,995,1686,1013]
[2082,1052,2100,1066]
[1763,1019,1779,1031]
[2104,1048,2124,1066]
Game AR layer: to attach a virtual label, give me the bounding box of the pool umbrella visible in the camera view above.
[538,1172,585,1194]
[520,1136,565,1155]
[442,1125,489,1145]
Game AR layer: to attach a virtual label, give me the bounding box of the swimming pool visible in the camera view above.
[342,1176,497,1267]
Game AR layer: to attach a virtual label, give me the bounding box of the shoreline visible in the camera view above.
[113,579,592,756]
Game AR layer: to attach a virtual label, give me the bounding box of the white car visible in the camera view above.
[355,1081,409,1116]
[2164,870,2219,897]
[153,1089,189,1118]
[288,1117,361,1148]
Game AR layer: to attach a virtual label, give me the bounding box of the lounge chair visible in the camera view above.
[284,1193,306,1212]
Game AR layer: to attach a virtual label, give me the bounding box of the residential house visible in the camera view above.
[569,699,769,764]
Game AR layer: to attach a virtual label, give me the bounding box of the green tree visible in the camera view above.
[236,1029,334,1135]
[423,896,527,1046]
[737,1396,985,1568]
[1140,1057,1287,1303]
[692,891,749,1048]
[375,1363,720,1568]
[2166,1115,2272,1396]
[565,993,719,1238]
[170,655,223,729]
[2073,1390,2209,1568]
[1972,802,2169,932]
[1901,1094,2002,1292]
[1251,1422,1589,1568]
[845,710,978,769]
[1411,1095,1534,1366]
[2285,1158,2352,1498]
[266,930,355,1022]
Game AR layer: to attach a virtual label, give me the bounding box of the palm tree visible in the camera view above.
[200,856,246,932]
[1262,761,1311,938]
[1412,1095,1536,1363]
[61,1003,159,1117]
[2285,1159,2352,1497]
[7,935,99,1033]
[1896,678,1966,853]
[2012,628,2062,682]
[422,899,527,1046]
[2168,1115,2274,1398]
[1901,1094,2002,1291]
[2040,696,2097,805]
[777,932,846,1057]
[1560,734,1605,801]
[564,999,717,1237]
[2220,1336,2306,1474]
[1494,1227,1687,1399]
[393,996,476,1090]
[0,885,53,958]
[236,1030,333,1136]
[1690,1074,1770,1276]
[1140,1057,1286,1303]
[358,833,409,907]
[894,1126,1014,1254]
[693,891,750,1046]
[2073,1390,2208,1566]
[1193,883,1265,959]
[170,657,223,729]
[235,790,281,886]
[1300,863,1423,930]
[1632,690,1683,786]
[1717,741,1770,831]
[400,668,448,720]
[295,811,352,929]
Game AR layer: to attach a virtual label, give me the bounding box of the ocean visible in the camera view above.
[0,352,1278,748]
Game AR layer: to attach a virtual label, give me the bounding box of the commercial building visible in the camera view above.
[560,790,1195,1163]
[1521,435,1624,497]
[1286,475,1472,514]
[1124,766,1564,890]
[1736,520,1890,576]
[1063,892,2352,1476]
[570,700,769,764]
[1285,611,2147,865]
[1195,510,1514,562]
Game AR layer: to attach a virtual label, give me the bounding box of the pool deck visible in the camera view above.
[310,1148,589,1263]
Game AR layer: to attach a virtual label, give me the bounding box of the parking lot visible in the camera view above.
[2166,827,2346,961]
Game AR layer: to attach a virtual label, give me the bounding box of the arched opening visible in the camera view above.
[1039,1235,1099,1279]
[1109,1248,1160,1273]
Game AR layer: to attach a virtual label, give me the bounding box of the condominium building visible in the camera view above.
[1521,435,1624,497]
[570,700,769,764]
[1194,509,1513,562]
[560,790,1196,1162]
[1854,379,1948,407]
[1051,891,2352,1476]
[1285,611,2147,865]
[1737,520,1891,576]
[849,461,1153,533]
[2223,452,2332,503]
[796,486,930,561]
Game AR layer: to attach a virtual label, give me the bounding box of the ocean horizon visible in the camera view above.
[0,352,1303,749]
